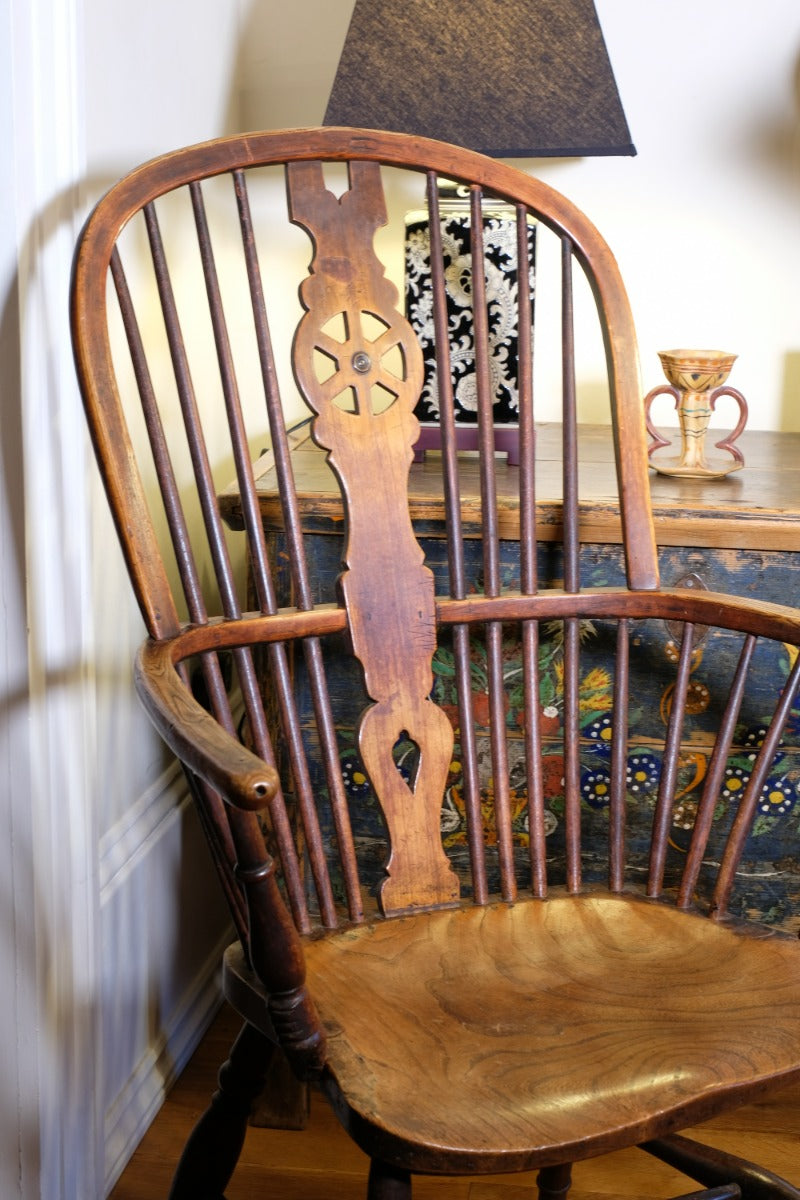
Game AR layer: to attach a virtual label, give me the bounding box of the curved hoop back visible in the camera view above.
[71,127,674,927]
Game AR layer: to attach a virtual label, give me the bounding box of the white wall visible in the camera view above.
[0,1,40,1190]
[83,4,246,1191]
[1,3,799,1198]
[239,0,800,433]
[553,0,800,431]
[1,1,245,1196]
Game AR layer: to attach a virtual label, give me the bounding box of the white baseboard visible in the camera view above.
[99,744,239,1194]
[103,930,232,1196]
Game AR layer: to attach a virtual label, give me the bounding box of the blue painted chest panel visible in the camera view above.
[267,528,800,930]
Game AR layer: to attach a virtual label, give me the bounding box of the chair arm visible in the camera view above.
[134,637,279,812]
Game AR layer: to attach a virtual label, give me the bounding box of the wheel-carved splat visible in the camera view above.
[288,160,459,913]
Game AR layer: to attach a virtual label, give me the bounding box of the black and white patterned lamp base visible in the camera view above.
[405,198,535,464]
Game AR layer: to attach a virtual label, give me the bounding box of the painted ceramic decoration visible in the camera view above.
[645,348,748,479]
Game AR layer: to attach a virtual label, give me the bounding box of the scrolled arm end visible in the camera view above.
[134,636,280,811]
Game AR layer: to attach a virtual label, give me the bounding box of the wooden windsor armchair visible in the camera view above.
[71,128,800,1199]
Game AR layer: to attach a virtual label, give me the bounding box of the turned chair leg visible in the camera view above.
[367,1159,412,1199]
[537,1163,573,1200]
[168,1020,276,1200]
[641,1135,800,1200]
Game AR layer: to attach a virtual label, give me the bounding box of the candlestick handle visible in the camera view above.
[709,386,748,465]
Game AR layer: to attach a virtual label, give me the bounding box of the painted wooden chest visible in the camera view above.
[221,424,800,930]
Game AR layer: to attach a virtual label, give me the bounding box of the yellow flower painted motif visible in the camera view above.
[578,666,613,714]
[552,661,613,714]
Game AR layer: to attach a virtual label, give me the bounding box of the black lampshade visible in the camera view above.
[324,0,635,158]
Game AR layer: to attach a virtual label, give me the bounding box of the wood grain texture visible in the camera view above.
[309,895,800,1172]
[109,1003,800,1199]
[227,426,800,552]
[286,157,458,914]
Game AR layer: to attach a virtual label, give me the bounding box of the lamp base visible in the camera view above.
[413,423,519,465]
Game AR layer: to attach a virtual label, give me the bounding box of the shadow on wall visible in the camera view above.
[0,171,124,650]
[0,171,123,1199]
[746,43,800,183]
[0,169,182,1195]
[779,353,800,432]
[227,0,354,134]
[771,48,800,434]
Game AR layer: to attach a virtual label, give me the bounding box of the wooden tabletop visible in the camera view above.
[219,423,800,552]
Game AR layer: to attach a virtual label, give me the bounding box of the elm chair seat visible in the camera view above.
[227,894,800,1172]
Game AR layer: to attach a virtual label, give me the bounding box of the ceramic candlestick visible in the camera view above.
[644,349,748,479]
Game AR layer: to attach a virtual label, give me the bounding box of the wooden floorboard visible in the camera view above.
[110,1002,800,1199]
